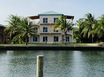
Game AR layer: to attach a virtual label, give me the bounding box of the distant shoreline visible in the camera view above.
[0,46,104,50]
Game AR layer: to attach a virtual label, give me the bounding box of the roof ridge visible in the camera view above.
[38,11,63,15]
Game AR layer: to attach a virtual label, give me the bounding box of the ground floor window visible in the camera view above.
[53,29,58,32]
[54,36,59,42]
[43,36,48,42]
[33,36,37,42]
[66,36,70,42]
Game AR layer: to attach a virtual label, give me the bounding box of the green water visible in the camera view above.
[0,50,104,77]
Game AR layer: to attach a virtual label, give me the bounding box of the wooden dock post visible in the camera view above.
[36,55,44,77]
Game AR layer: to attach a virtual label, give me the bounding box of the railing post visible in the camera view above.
[36,55,44,77]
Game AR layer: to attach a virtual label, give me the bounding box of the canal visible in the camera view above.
[0,50,104,77]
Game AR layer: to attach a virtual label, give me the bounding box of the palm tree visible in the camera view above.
[81,13,97,43]
[5,15,38,44]
[97,15,104,38]
[76,18,86,43]
[15,17,38,45]
[5,15,21,43]
[73,28,80,43]
[54,16,74,43]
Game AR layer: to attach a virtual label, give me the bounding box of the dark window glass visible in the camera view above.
[43,36,48,42]
[43,18,48,23]
[66,36,70,42]
[54,36,59,42]
[43,27,48,32]
[33,36,37,42]
[54,18,58,23]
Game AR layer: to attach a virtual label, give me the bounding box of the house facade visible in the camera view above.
[29,11,74,43]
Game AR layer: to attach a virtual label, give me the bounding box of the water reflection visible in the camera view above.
[81,51,104,77]
[0,50,104,77]
[0,51,9,77]
[6,51,36,77]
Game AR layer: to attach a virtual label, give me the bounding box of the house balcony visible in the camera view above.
[31,21,40,26]
[40,23,55,25]
[50,30,62,34]
[37,30,62,34]
[36,30,73,35]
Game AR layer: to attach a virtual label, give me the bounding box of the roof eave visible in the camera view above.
[38,14,63,16]
[65,15,74,19]
[29,16,39,19]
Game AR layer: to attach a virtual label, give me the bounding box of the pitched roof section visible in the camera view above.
[29,11,74,19]
[38,11,63,16]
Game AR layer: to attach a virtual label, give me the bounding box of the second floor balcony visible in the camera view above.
[36,29,73,35]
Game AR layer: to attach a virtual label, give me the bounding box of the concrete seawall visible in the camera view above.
[0,46,104,50]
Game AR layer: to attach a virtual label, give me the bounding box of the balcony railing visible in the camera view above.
[31,21,40,25]
[34,28,73,35]
[37,30,73,34]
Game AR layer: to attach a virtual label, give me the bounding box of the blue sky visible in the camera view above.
[0,0,104,25]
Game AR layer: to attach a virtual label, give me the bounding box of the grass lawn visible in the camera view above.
[0,43,99,47]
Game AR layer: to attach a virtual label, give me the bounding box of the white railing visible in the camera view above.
[31,21,40,25]
[36,30,73,34]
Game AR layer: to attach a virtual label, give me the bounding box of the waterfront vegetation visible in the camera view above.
[3,13,104,44]
[5,15,37,45]
[0,43,99,47]
[54,16,74,43]
[74,13,104,43]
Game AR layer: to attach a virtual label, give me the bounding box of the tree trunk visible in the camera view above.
[25,26,28,45]
[25,35,28,45]
[64,32,67,45]
[92,35,93,43]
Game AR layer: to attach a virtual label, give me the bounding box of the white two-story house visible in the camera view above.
[29,11,74,43]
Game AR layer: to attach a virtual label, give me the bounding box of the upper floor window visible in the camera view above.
[43,27,48,32]
[54,18,58,23]
[43,18,48,23]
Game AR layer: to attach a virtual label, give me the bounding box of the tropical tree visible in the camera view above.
[73,29,80,43]
[75,18,86,43]
[14,17,38,45]
[5,15,21,43]
[53,16,74,43]
[97,15,104,39]
[81,13,97,43]
[75,13,104,43]
[5,15,38,45]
